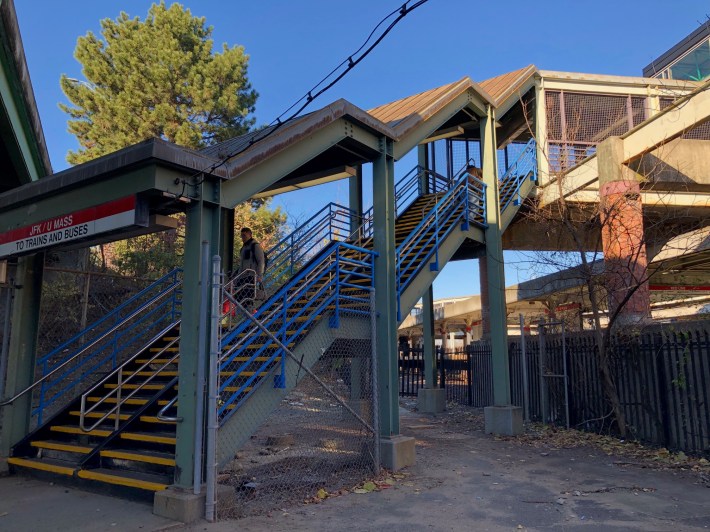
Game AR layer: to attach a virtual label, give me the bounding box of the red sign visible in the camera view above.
[0,196,137,258]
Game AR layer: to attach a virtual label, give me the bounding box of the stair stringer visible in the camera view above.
[500,174,535,232]
[398,225,484,325]
[216,312,371,468]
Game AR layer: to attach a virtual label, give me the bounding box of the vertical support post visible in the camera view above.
[0,284,14,399]
[219,207,235,275]
[481,108,510,406]
[418,144,429,194]
[481,106,522,435]
[373,138,398,437]
[0,253,44,457]
[349,165,363,236]
[534,79,549,187]
[519,314,530,422]
[205,255,221,522]
[174,199,220,489]
[422,286,436,386]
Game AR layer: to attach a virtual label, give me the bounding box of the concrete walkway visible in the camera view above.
[1,405,708,531]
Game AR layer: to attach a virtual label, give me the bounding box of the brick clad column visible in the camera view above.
[598,138,650,326]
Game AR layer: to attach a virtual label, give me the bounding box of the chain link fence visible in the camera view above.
[215,289,379,519]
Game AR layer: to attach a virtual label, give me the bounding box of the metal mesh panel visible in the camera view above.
[215,292,378,520]
[545,91,649,172]
[660,96,710,139]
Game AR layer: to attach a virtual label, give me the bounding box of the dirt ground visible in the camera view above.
[188,400,710,532]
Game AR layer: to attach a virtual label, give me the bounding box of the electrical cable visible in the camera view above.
[183,0,431,190]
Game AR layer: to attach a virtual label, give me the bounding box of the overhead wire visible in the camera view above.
[183,0,431,191]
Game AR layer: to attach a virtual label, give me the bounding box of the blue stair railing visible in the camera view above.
[499,138,537,214]
[395,170,486,320]
[33,268,182,424]
[217,241,375,423]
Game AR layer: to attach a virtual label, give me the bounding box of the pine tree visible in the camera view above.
[60,1,257,164]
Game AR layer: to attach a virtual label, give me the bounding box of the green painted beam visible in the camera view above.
[0,36,46,183]
[0,252,44,455]
[221,119,374,209]
[481,107,511,406]
[372,138,398,437]
[422,285,436,387]
[393,93,486,160]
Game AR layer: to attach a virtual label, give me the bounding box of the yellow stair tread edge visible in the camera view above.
[100,450,175,466]
[50,426,112,437]
[86,397,147,405]
[7,457,75,476]
[120,432,176,445]
[69,411,130,421]
[77,469,168,491]
[30,441,92,454]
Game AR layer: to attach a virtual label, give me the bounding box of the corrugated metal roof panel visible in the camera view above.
[479,65,537,105]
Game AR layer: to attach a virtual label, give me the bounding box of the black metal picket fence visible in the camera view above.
[399,321,710,455]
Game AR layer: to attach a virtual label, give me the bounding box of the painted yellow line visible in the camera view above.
[121,433,176,445]
[30,441,92,454]
[139,416,176,425]
[104,383,166,390]
[149,347,179,352]
[69,411,130,421]
[131,371,178,377]
[77,470,167,491]
[100,450,175,466]
[8,457,75,476]
[86,397,147,405]
[50,426,111,437]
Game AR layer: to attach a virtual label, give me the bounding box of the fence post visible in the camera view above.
[439,346,446,390]
[519,314,530,422]
[654,331,672,449]
[538,320,548,425]
[467,345,473,406]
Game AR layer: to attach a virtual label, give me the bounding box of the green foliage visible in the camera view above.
[60,1,257,164]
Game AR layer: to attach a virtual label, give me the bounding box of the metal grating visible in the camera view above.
[545,91,648,173]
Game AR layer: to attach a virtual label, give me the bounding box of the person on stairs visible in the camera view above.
[236,226,266,312]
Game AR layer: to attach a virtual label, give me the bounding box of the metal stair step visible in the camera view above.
[76,468,169,492]
[8,456,76,477]
[50,425,112,437]
[30,440,93,455]
[120,431,176,445]
[69,410,131,421]
[99,449,176,467]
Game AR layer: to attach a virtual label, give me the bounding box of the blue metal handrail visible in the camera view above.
[395,172,486,320]
[217,241,375,423]
[499,138,537,214]
[262,202,362,293]
[33,268,183,423]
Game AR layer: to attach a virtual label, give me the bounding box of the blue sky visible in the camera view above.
[15,0,710,298]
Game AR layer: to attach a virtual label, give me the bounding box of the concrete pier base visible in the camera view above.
[417,388,446,413]
[380,435,415,471]
[153,486,205,523]
[484,405,523,436]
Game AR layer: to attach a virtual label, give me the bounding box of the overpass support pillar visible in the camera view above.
[481,107,522,435]
[417,285,444,413]
[478,257,491,339]
[373,139,415,469]
[598,137,650,327]
[0,253,44,464]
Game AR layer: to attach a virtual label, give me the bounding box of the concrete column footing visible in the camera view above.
[484,405,523,436]
[417,388,446,413]
[380,435,415,471]
[153,486,205,523]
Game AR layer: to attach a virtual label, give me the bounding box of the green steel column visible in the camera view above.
[1,253,44,456]
[417,145,437,386]
[373,138,398,437]
[220,207,235,275]
[481,107,511,406]
[349,166,363,235]
[418,144,429,193]
[174,198,219,488]
[422,285,436,386]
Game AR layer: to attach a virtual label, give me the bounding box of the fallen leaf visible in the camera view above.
[316,488,327,499]
[363,481,377,492]
[353,488,368,494]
